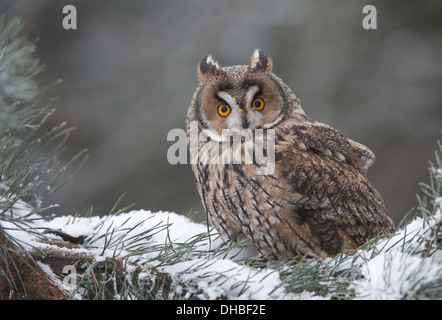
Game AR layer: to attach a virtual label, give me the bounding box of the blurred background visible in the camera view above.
[1,0,441,225]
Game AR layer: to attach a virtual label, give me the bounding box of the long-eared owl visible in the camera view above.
[187,49,394,260]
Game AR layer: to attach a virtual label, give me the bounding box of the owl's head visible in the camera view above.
[188,49,306,137]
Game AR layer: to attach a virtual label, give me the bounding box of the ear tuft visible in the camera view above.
[197,55,221,82]
[250,49,273,73]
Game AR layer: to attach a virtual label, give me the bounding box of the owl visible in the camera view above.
[187,49,394,260]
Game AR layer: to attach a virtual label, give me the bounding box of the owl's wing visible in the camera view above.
[275,122,394,255]
[294,121,375,175]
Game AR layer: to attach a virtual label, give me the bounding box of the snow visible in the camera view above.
[355,250,442,299]
[1,199,441,300]
[350,206,442,299]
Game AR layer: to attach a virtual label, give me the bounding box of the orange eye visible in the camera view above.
[217,104,231,117]
[252,98,265,111]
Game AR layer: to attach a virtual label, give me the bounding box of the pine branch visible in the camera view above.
[31,239,191,300]
[0,13,88,299]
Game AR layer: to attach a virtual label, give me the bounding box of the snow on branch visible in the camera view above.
[1,185,441,300]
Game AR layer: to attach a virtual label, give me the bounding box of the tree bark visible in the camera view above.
[0,227,69,300]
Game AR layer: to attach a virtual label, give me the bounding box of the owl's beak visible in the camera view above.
[241,116,249,129]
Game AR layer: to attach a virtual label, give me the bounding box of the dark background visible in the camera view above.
[1,0,441,225]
